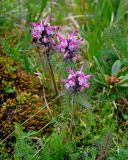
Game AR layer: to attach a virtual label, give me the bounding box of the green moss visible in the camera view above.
[0,52,51,157]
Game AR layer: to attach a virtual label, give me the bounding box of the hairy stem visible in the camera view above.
[70,94,75,138]
[46,54,58,96]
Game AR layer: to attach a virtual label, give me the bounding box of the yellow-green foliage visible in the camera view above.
[0,52,51,157]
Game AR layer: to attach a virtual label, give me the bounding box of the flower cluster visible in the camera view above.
[30,16,92,93]
[30,16,59,50]
[57,30,83,62]
[30,17,83,59]
[62,66,92,93]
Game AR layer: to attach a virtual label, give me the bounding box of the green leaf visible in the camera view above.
[123,73,128,81]
[119,83,128,87]
[76,93,92,108]
[111,60,121,76]
[123,114,128,120]
[93,56,105,76]
[36,0,48,21]
[4,85,14,93]
[119,73,128,84]
[22,54,31,72]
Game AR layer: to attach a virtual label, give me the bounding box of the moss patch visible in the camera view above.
[0,52,51,156]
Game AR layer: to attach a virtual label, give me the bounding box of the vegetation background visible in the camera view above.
[0,0,128,159]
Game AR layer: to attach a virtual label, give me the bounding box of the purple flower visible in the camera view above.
[62,65,92,93]
[57,30,83,62]
[30,16,59,50]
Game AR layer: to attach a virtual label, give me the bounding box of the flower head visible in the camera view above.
[62,65,92,93]
[30,16,59,50]
[57,30,83,62]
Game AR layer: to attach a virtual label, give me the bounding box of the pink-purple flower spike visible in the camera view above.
[57,30,83,62]
[30,16,59,50]
[62,65,92,93]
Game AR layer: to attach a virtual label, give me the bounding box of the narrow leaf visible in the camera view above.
[111,60,121,76]
[93,56,105,76]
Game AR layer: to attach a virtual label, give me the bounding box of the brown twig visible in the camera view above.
[43,86,52,116]
[96,132,112,160]
[36,70,52,115]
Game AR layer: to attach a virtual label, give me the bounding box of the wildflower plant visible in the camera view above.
[57,30,83,62]
[30,16,59,95]
[30,16,92,139]
[62,66,92,137]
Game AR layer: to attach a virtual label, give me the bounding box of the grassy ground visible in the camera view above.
[0,0,128,160]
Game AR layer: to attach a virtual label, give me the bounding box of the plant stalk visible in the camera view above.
[70,94,75,138]
[46,54,58,96]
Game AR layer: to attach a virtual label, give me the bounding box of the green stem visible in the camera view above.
[46,54,58,96]
[70,94,75,138]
